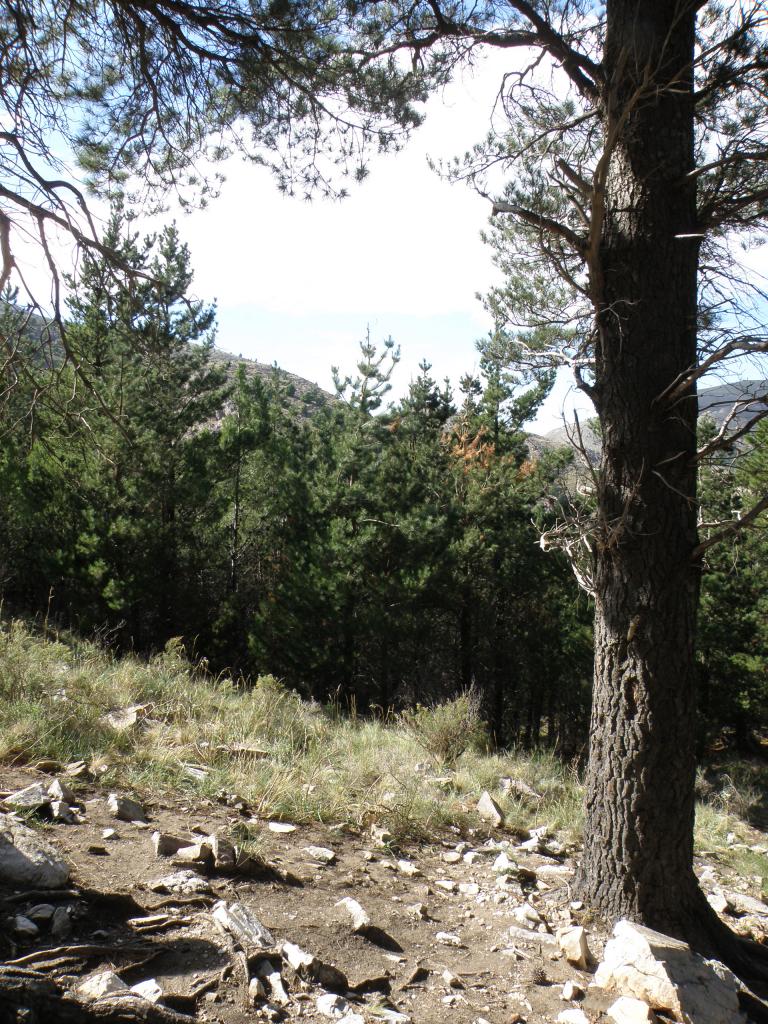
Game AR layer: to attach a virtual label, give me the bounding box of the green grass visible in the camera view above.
[0,615,765,897]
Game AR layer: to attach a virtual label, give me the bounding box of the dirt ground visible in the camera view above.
[1,765,765,1023]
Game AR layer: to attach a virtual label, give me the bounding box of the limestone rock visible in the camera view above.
[0,814,70,888]
[107,792,147,823]
[152,831,189,857]
[282,941,348,992]
[512,903,543,931]
[51,800,77,823]
[435,932,463,947]
[608,996,657,1023]
[336,896,371,932]
[148,869,212,895]
[317,993,349,1018]
[212,901,274,947]
[268,821,297,833]
[304,845,336,865]
[593,919,745,1023]
[434,879,457,893]
[477,791,504,827]
[254,959,291,1005]
[560,981,584,1001]
[557,1010,589,1024]
[722,891,768,918]
[556,925,591,969]
[397,859,421,876]
[131,979,163,1003]
[77,971,129,1000]
[6,782,50,811]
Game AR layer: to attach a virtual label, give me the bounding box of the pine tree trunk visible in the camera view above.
[575,0,708,938]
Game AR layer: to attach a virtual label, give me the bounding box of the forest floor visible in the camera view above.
[2,761,768,1024]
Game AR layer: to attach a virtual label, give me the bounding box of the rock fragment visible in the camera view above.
[282,941,348,992]
[477,791,504,827]
[76,971,129,1000]
[212,901,274,947]
[560,981,584,1001]
[107,792,147,823]
[593,919,745,1023]
[131,979,163,1003]
[317,993,349,1018]
[0,814,70,888]
[556,925,591,969]
[6,782,50,811]
[607,996,657,1023]
[148,869,211,895]
[336,897,371,932]
[304,845,336,865]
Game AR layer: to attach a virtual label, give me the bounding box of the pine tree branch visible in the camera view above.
[491,202,586,253]
[693,491,768,560]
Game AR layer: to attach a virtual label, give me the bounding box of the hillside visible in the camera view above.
[1,622,767,1023]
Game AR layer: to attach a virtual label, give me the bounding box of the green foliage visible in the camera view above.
[399,689,488,765]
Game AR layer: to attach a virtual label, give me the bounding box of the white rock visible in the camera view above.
[51,800,77,824]
[0,814,70,888]
[434,879,457,893]
[305,845,336,864]
[281,942,348,991]
[442,851,462,864]
[557,1010,589,1024]
[374,1009,410,1024]
[407,903,428,920]
[371,824,394,847]
[560,981,584,1001]
[442,969,464,989]
[512,903,542,930]
[593,919,745,1023]
[338,1014,365,1024]
[397,859,421,877]
[131,979,163,1003]
[249,976,268,1002]
[517,837,540,852]
[723,891,768,917]
[336,896,371,932]
[459,882,480,896]
[77,971,129,1000]
[106,792,147,823]
[268,821,297,833]
[607,995,657,1023]
[707,892,729,915]
[477,791,504,827]
[102,828,117,841]
[493,851,517,874]
[148,870,211,895]
[317,993,349,1018]
[212,901,274,947]
[463,851,481,865]
[436,932,463,947]
[6,783,50,811]
[557,925,591,969]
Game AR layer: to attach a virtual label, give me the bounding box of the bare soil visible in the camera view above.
[1,766,765,1023]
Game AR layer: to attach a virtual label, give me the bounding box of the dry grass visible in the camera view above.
[0,617,765,878]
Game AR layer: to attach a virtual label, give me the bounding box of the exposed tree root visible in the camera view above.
[0,966,195,1024]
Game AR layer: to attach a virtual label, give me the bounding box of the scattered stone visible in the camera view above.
[561,981,584,1001]
[305,845,336,865]
[706,893,729,917]
[477,791,504,827]
[249,976,268,1002]
[499,777,542,801]
[107,792,147,823]
[442,851,462,864]
[254,960,291,1005]
[64,760,88,778]
[172,842,213,866]
[50,800,77,824]
[459,882,480,896]
[441,970,464,989]
[512,903,543,930]
[317,994,349,1018]
[607,996,657,1023]
[435,932,463,947]
[517,837,540,852]
[51,905,73,938]
[402,966,430,988]
[463,851,481,865]
[131,979,163,1003]
[209,832,237,869]
[374,1009,410,1024]
[27,904,55,923]
[507,925,558,947]
[493,851,517,874]
[371,824,394,847]
[407,903,429,921]
[14,915,39,938]
[48,778,76,804]
[557,925,591,969]
[434,879,457,893]
[336,897,371,932]
[723,891,768,917]
[102,704,146,731]
[148,870,212,895]
[282,942,348,992]
[269,822,297,833]
[397,859,421,877]
[212,901,274,947]
[557,1010,589,1024]
[6,782,50,811]
[338,1013,365,1024]
[0,814,71,887]
[593,919,744,1023]
[536,863,574,879]
[153,831,190,857]
[102,828,117,841]
[87,845,109,856]
[77,971,130,1000]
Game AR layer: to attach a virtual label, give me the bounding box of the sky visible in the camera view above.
[144,51,595,435]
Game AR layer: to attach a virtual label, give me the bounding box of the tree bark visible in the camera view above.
[575,0,709,938]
